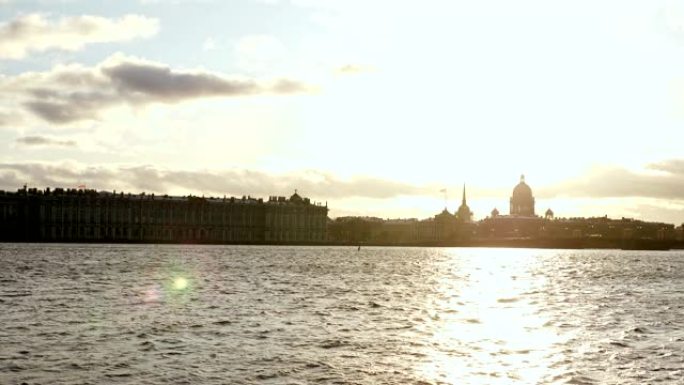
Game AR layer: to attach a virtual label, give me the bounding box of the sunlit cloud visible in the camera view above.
[0,162,429,199]
[0,14,159,59]
[649,158,684,175]
[538,162,684,201]
[0,110,17,126]
[15,135,77,147]
[334,63,373,74]
[664,0,684,37]
[3,159,684,204]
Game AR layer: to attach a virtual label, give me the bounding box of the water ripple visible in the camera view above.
[1,245,683,384]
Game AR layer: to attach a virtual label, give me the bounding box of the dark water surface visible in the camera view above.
[1,244,684,384]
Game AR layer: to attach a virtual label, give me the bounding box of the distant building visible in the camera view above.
[434,208,458,241]
[545,208,554,219]
[0,186,328,244]
[327,174,680,247]
[478,175,540,238]
[327,183,476,245]
[510,174,535,216]
[456,184,473,222]
[539,216,676,241]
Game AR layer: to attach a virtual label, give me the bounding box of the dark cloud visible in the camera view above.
[0,163,426,200]
[4,55,312,124]
[0,163,110,190]
[537,162,684,201]
[103,61,261,101]
[23,101,98,124]
[23,88,120,123]
[15,136,76,147]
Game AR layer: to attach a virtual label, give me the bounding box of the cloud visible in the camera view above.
[0,14,159,59]
[648,159,684,175]
[1,161,682,222]
[538,161,684,201]
[0,110,15,126]
[335,64,368,74]
[664,1,684,37]
[23,101,99,124]
[102,59,262,101]
[0,54,312,124]
[629,201,684,225]
[0,163,426,200]
[15,136,76,147]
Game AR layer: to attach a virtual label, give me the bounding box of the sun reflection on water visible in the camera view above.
[417,248,563,384]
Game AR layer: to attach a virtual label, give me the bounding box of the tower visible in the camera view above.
[456,184,473,222]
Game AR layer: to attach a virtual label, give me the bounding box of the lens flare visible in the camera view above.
[173,277,188,290]
[142,285,162,303]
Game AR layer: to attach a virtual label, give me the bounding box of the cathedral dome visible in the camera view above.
[512,176,533,199]
[509,174,535,216]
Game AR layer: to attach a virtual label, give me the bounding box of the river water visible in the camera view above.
[1,244,683,384]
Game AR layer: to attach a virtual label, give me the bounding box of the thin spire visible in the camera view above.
[520,174,525,183]
[462,183,466,204]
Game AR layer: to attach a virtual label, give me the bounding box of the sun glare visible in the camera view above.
[417,248,561,384]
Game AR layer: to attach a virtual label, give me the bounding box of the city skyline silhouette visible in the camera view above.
[1,1,683,225]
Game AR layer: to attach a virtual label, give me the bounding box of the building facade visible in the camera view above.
[327,185,475,245]
[0,187,328,244]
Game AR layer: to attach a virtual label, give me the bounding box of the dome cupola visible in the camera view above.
[512,175,533,199]
[509,174,535,216]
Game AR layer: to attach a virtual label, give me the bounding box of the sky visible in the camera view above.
[1,0,684,224]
